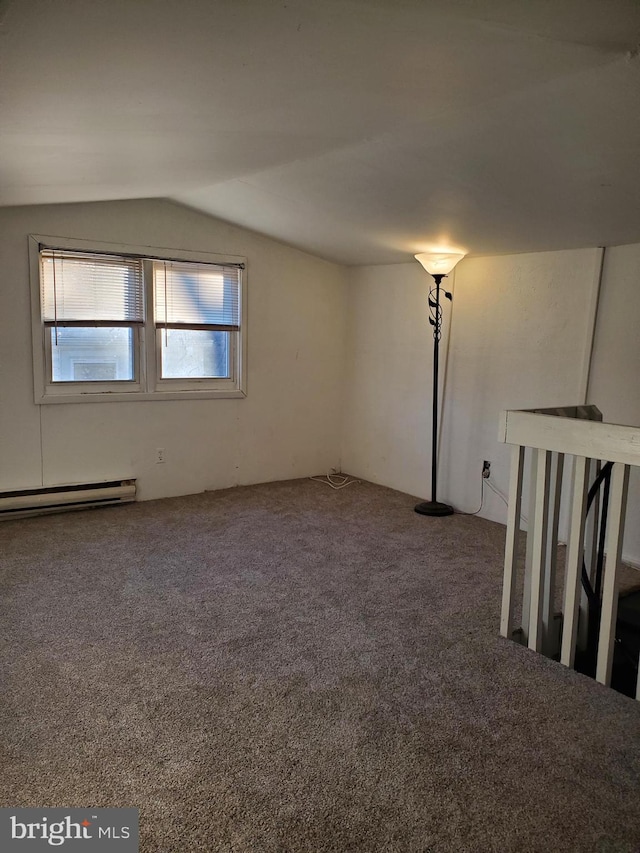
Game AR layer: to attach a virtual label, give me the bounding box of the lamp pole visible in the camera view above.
[415,273,453,516]
[413,251,464,517]
[430,274,444,505]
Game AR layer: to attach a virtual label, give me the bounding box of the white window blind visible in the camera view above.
[40,250,144,326]
[154,261,241,330]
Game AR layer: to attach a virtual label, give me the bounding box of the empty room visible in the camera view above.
[1,1,640,851]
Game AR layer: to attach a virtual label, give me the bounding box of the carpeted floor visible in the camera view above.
[1,477,639,852]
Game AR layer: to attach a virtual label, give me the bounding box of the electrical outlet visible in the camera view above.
[156,447,166,464]
[482,460,491,478]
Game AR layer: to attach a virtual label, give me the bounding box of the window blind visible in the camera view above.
[154,261,241,331]
[41,250,144,326]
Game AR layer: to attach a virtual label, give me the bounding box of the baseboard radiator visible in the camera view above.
[0,479,136,520]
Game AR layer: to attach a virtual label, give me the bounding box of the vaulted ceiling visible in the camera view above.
[1,0,639,264]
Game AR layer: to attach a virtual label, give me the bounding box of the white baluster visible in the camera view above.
[578,458,600,651]
[528,450,552,653]
[542,452,564,656]
[596,463,630,686]
[522,447,537,643]
[561,455,590,667]
[500,444,525,639]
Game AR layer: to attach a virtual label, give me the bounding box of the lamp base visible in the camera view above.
[414,500,454,517]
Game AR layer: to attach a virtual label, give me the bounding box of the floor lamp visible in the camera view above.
[414,251,466,517]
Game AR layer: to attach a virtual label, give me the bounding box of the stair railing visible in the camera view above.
[498,405,639,700]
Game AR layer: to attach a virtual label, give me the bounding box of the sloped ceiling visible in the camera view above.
[1,0,639,264]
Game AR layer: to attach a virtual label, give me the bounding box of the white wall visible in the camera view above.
[339,262,452,499]
[0,199,347,500]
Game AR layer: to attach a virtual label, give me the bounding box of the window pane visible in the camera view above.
[50,327,134,382]
[41,251,144,322]
[154,261,240,327]
[160,329,230,379]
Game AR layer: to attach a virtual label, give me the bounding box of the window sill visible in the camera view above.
[35,388,247,404]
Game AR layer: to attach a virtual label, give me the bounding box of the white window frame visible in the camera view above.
[29,235,247,404]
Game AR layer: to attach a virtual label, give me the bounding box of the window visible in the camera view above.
[153,260,240,385]
[41,251,144,390]
[30,236,246,403]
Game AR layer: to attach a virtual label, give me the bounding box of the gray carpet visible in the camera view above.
[1,477,639,852]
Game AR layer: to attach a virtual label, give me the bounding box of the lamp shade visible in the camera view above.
[415,252,466,275]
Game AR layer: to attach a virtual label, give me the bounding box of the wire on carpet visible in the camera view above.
[310,472,361,490]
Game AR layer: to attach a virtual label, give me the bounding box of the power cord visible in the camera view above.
[455,469,529,524]
[484,476,529,525]
[484,477,528,525]
[310,472,361,490]
[455,477,485,516]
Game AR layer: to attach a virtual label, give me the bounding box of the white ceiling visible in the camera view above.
[1,0,640,265]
